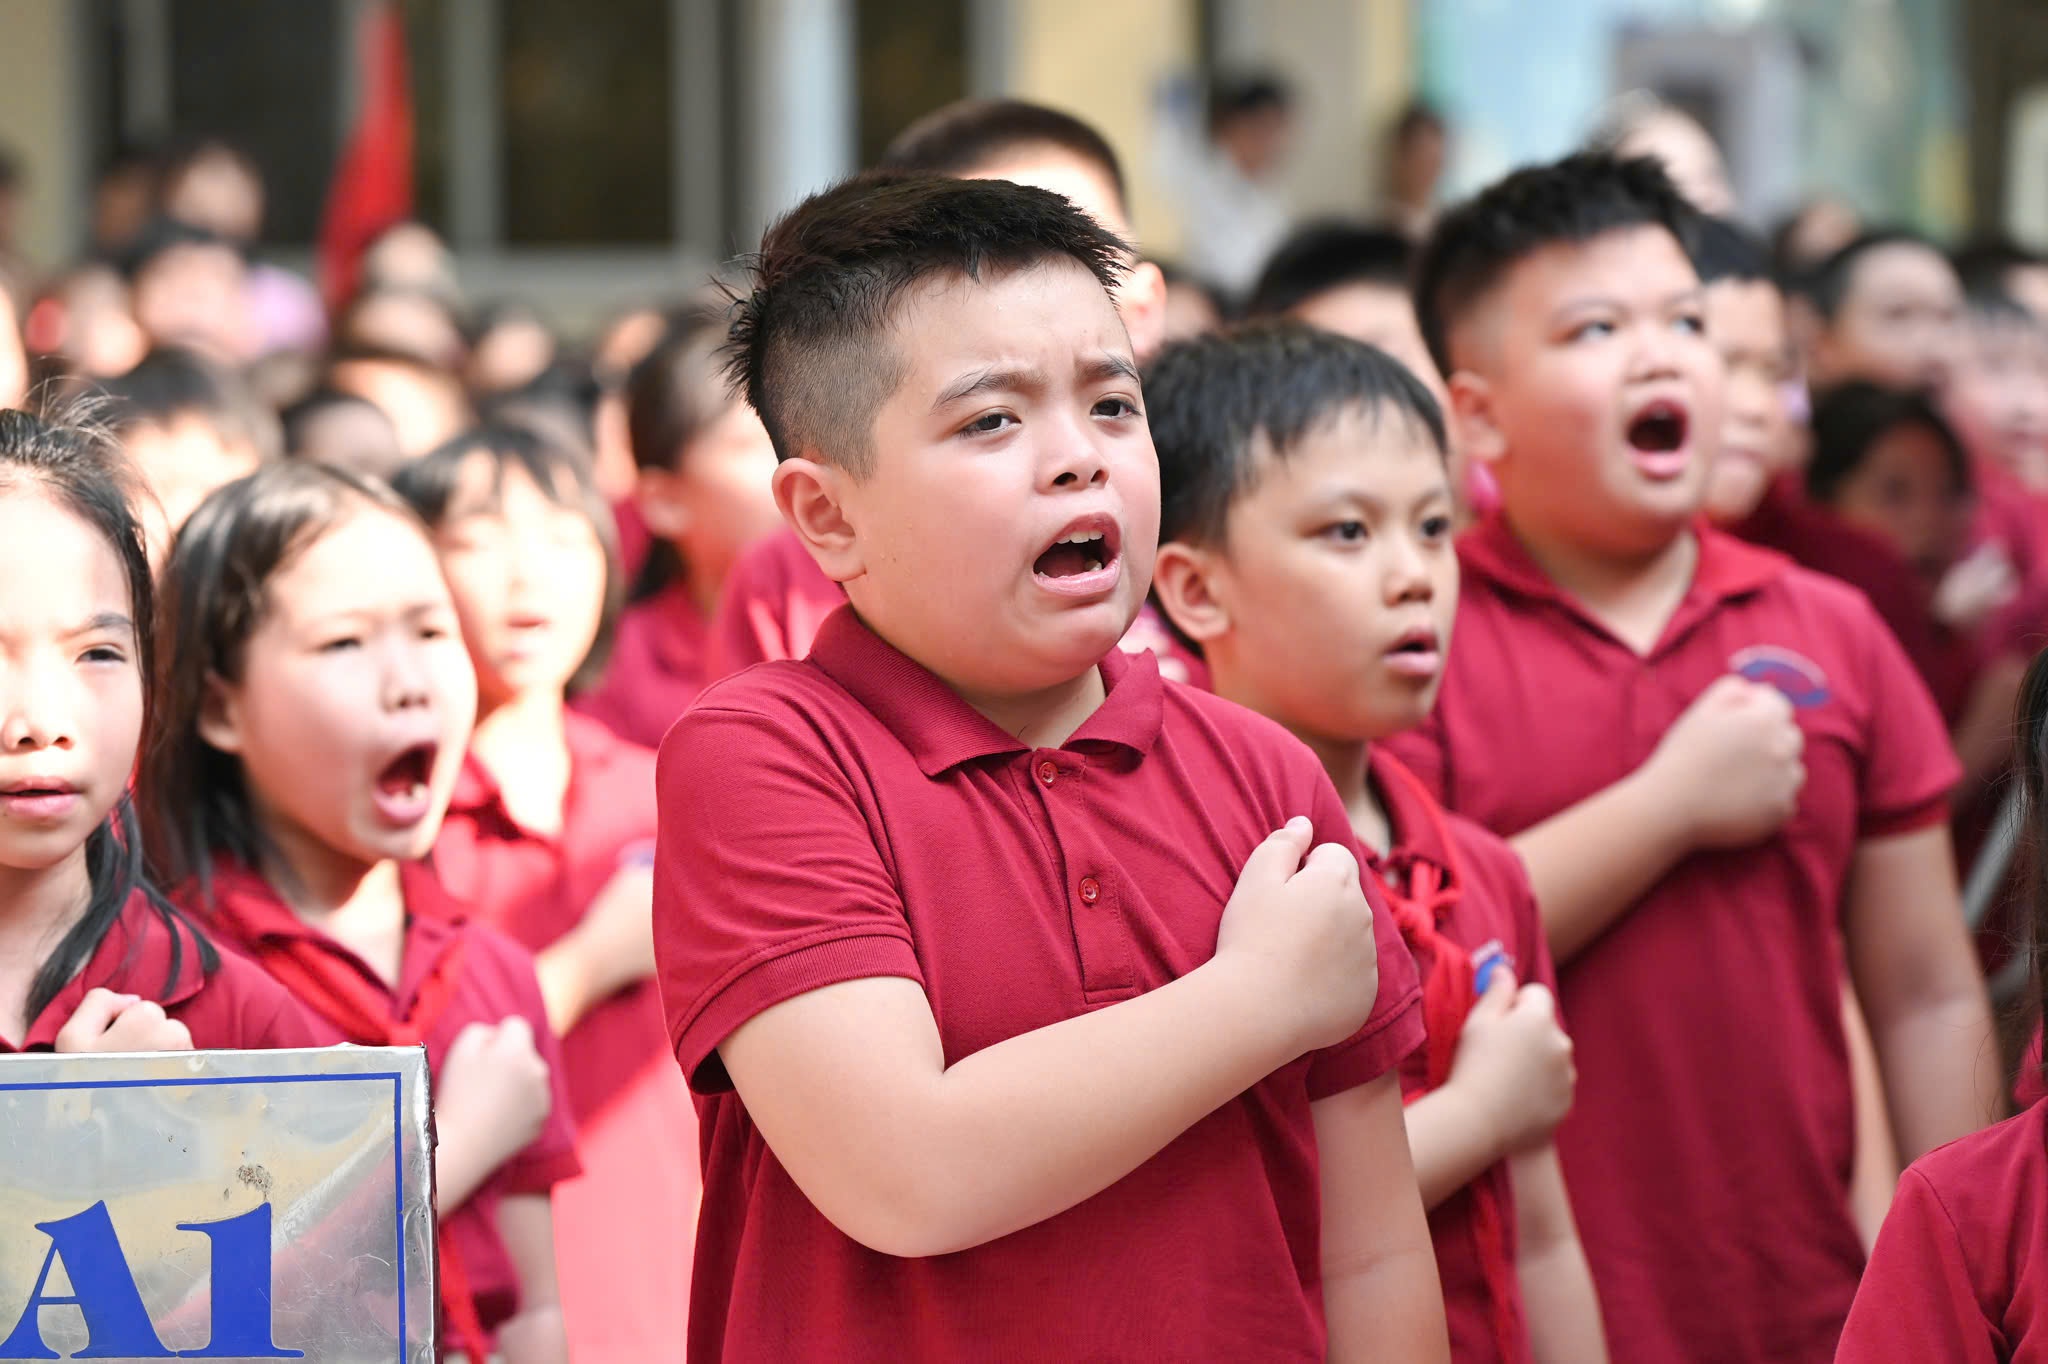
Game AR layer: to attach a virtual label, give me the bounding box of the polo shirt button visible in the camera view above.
[1037,760,1058,785]
[1079,876,1101,904]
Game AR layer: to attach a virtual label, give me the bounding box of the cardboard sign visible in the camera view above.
[0,1047,434,1362]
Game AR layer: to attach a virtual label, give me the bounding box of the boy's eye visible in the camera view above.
[318,636,363,654]
[1092,396,1139,420]
[1569,319,1615,342]
[963,411,1015,436]
[1322,520,1368,543]
[1674,312,1706,335]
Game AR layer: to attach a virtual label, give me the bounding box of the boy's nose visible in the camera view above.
[1047,433,1110,490]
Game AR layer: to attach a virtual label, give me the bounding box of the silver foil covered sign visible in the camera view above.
[0,1046,435,1362]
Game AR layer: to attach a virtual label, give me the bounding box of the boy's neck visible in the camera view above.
[0,848,95,1041]
[954,666,1108,751]
[472,687,571,838]
[1207,659,1393,856]
[1507,512,1701,655]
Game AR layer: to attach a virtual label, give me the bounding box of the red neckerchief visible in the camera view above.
[195,857,493,1363]
[1370,753,1520,1364]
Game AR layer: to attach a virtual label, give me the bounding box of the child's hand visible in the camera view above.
[1450,974,1575,1155]
[436,1017,553,1173]
[1216,817,1379,1053]
[53,988,194,1053]
[1646,675,1804,849]
[1932,543,2018,632]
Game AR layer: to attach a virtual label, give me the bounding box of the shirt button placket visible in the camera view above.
[1078,876,1101,905]
[1037,759,1058,786]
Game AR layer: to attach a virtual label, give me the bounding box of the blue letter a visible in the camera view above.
[173,1205,301,1358]
[0,1201,173,1359]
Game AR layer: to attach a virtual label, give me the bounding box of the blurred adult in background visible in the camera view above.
[1166,72,1299,301]
[1587,90,1736,215]
[1378,100,1449,240]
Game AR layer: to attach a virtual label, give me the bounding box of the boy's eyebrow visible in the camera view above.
[931,353,1140,411]
[1550,285,1706,320]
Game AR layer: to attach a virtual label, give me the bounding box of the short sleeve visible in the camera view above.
[1835,1166,2001,1364]
[1850,595,1963,838]
[1300,770,1425,1100]
[490,934,583,1194]
[654,701,923,1093]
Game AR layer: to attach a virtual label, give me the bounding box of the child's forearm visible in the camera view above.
[432,1120,497,1215]
[1509,1146,1608,1364]
[1325,1242,1450,1364]
[721,960,1323,1260]
[1872,992,2002,1162]
[493,1193,567,1362]
[1511,766,1694,963]
[1403,1081,1505,1209]
[1843,982,1900,1251]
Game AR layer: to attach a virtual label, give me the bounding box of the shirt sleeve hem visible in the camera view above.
[495,1148,585,1194]
[1305,987,1426,1100]
[674,930,923,1092]
[1859,793,1952,841]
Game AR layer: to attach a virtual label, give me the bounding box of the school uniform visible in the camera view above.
[573,581,714,749]
[432,711,698,1362]
[0,890,321,1052]
[1370,748,1555,1364]
[1385,514,1960,1364]
[655,605,1425,1364]
[1733,475,1977,724]
[188,859,581,1362]
[1836,1100,2048,1362]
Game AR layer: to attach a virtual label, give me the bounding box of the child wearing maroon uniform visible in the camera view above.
[0,407,313,1055]
[655,176,1442,1362]
[396,425,699,1360]
[1148,324,1605,1363]
[1394,153,1998,1362]
[1836,648,2048,1362]
[575,308,784,747]
[144,461,577,1364]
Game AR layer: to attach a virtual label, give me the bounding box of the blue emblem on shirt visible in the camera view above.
[1730,645,1832,708]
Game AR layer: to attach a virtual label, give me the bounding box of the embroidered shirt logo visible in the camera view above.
[1730,646,1832,708]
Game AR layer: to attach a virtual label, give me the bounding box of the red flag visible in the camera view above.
[317,0,414,314]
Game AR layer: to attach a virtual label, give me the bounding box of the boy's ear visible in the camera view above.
[1150,540,1233,646]
[635,464,690,540]
[1121,260,1170,364]
[773,455,863,583]
[1446,370,1507,469]
[195,673,243,756]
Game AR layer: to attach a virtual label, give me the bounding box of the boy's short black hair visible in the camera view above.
[97,346,281,460]
[723,172,1130,475]
[1412,152,1697,375]
[879,99,1128,222]
[1793,229,1944,321]
[1806,380,1970,504]
[1148,321,1448,549]
[1208,74,1294,133]
[1953,236,2042,297]
[1690,214,1774,288]
[1245,221,1414,318]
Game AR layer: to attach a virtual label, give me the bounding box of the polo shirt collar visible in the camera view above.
[1460,511,1787,644]
[807,605,1164,777]
[447,710,633,842]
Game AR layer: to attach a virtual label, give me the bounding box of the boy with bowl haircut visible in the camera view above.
[655,174,1443,1362]
[1148,321,1608,1364]
[1397,152,1998,1362]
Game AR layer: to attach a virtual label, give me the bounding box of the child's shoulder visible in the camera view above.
[1907,1100,2048,1214]
[1156,681,1336,805]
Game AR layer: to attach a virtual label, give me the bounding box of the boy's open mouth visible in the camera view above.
[1626,400,1690,454]
[1032,516,1123,591]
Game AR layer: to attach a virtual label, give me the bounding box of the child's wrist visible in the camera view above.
[1439,1073,1509,1166]
[1624,759,1697,855]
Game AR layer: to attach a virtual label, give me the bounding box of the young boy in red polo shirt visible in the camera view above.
[654,174,1443,1362]
[1146,323,1606,1364]
[710,97,1181,680]
[1393,152,2000,1362]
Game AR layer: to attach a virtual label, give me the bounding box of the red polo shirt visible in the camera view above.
[184,859,581,1341]
[656,606,1424,1363]
[1370,747,1553,1364]
[1836,1100,2048,1363]
[1385,514,1960,1364]
[0,890,321,1052]
[432,711,698,1361]
[574,582,713,749]
[1733,475,1977,724]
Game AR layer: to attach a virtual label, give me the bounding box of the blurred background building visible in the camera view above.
[0,0,2040,332]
